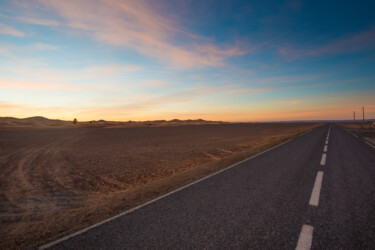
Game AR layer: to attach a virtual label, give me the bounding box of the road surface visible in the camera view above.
[38,124,375,249]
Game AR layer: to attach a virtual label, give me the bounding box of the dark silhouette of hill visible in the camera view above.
[0,116,72,129]
[0,116,225,129]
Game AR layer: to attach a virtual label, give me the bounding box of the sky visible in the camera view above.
[0,0,375,122]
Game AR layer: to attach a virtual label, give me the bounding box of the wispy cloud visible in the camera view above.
[272,99,302,105]
[0,41,57,55]
[248,74,321,86]
[83,64,139,77]
[0,22,24,36]
[0,78,114,91]
[279,27,375,60]
[142,80,174,88]
[16,16,59,26]
[29,42,57,50]
[108,84,283,113]
[0,42,57,66]
[0,62,139,88]
[15,0,246,69]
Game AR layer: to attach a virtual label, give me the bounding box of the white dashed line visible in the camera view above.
[309,171,324,206]
[296,225,314,250]
[320,153,326,165]
[296,127,329,249]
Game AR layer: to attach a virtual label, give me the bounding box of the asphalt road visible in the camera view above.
[39,124,375,249]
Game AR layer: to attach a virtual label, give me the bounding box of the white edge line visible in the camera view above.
[365,141,375,149]
[309,171,324,206]
[296,225,314,250]
[345,128,358,138]
[343,128,375,149]
[38,127,317,249]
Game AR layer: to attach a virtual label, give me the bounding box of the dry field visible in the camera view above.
[0,123,320,248]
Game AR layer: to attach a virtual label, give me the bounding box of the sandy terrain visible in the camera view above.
[0,123,320,248]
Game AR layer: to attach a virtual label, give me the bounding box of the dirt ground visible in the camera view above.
[0,123,320,249]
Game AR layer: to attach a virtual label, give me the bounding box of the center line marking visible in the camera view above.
[320,153,327,165]
[324,145,327,152]
[309,171,324,206]
[296,225,314,250]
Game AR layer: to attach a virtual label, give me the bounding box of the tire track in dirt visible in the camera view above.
[1,131,86,224]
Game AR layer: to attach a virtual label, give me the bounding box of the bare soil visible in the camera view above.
[0,123,320,249]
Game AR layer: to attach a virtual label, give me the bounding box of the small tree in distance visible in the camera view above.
[73,118,77,125]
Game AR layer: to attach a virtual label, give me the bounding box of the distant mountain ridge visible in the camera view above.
[1,116,373,130]
[0,116,71,129]
[0,116,225,129]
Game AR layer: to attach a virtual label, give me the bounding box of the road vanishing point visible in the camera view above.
[38,124,375,249]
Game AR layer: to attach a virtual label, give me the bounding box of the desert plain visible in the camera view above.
[0,119,320,248]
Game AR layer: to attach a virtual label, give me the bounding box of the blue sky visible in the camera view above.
[0,0,374,121]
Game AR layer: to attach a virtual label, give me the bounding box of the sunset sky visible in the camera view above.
[1,0,375,122]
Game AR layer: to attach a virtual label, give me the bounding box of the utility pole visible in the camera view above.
[362,106,365,121]
[353,111,355,121]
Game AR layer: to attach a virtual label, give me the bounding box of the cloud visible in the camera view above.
[0,22,25,36]
[108,84,283,114]
[29,42,57,50]
[142,80,173,87]
[16,16,59,26]
[0,62,139,88]
[0,78,58,90]
[15,0,246,69]
[0,42,57,54]
[249,74,321,86]
[272,99,302,105]
[0,42,56,66]
[0,78,114,91]
[83,64,139,77]
[279,27,375,60]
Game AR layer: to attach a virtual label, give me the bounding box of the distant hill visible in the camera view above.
[0,116,73,129]
[0,116,225,129]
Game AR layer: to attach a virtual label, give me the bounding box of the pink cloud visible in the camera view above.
[0,22,24,37]
[142,80,173,88]
[15,0,246,69]
[17,16,59,26]
[0,62,139,84]
[0,78,114,91]
[83,64,140,77]
[272,99,302,105]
